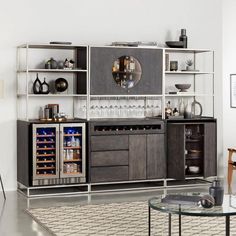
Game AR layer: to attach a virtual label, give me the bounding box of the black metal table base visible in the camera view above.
[148,208,231,236]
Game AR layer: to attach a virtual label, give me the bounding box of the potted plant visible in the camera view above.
[186,59,194,71]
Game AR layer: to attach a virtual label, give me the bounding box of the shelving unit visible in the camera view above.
[163,48,214,119]
[17,43,88,121]
[17,45,214,121]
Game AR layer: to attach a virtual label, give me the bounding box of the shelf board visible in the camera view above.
[62,172,82,175]
[186,156,202,160]
[36,174,56,176]
[18,94,86,97]
[63,159,82,162]
[63,134,82,137]
[36,148,55,151]
[63,146,81,150]
[165,71,214,75]
[90,94,162,98]
[36,141,55,144]
[165,93,214,97]
[36,135,55,138]
[36,167,56,170]
[36,160,56,163]
[185,139,201,142]
[17,69,87,73]
[164,48,213,53]
[112,71,142,75]
[18,43,88,50]
[36,154,55,157]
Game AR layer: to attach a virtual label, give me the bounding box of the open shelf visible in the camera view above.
[17,69,87,73]
[18,43,88,50]
[165,71,214,75]
[164,48,213,53]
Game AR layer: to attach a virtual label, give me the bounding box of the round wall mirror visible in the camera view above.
[112,55,142,89]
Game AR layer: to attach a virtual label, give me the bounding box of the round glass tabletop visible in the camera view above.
[149,194,236,217]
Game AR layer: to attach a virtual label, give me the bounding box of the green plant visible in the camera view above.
[186,59,193,66]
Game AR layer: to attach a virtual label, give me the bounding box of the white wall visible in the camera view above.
[0,0,222,190]
[223,0,236,171]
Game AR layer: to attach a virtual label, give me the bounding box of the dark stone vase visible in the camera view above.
[33,73,42,94]
[209,180,224,206]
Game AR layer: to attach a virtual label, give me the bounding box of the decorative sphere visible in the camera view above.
[200,195,215,208]
[55,78,68,92]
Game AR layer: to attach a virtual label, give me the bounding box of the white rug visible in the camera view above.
[26,201,236,236]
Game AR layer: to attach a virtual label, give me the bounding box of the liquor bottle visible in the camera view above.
[165,101,173,119]
[179,29,188,48]
[129,57,135,72]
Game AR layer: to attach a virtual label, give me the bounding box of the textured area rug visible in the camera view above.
[26,201,236,236]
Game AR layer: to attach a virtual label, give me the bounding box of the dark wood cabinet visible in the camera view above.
[129,135,147,180]
[167,119,217,180]
[89,119,166,183]
[90,47,163,95]
[147,134,166,179]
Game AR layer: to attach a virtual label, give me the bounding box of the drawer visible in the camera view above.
[90,166,129,183]
[90,135,129,151]
[91,151,129,167]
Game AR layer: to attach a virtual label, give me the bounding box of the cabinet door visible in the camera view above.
[60,123,86,178]
[204,122,217,177]
[147,134,165,179]
[129,135,146,180]
[32,124,59,180]
[167,124,185,180]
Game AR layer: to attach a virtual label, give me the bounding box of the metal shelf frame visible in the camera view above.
[16,43,89,121]
[163,48,215,119]
[17,45,215,121]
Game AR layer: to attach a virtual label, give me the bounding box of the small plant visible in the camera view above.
[186,59,193,66]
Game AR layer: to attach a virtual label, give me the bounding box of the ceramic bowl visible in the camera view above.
[175,84,191,92]
[189,166,200,174]
[166,41,184,48]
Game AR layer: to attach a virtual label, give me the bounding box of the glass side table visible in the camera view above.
[148,194,236,236]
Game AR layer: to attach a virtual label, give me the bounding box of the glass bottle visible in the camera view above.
[165,101,172,119]
[179,29,188,48]
[179,98,185,116]
[129,57,135,72]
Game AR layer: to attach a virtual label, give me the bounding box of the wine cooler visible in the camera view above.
[32,123,86,186]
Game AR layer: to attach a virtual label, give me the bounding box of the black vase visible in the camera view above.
[33,73,42,94]
[41,78,50,94]
[209,180,224,206]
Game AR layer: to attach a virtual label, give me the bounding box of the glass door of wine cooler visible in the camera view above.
[60,123,86,178]
[32,124,59,180]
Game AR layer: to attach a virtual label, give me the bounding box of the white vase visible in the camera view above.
[184,100,192,119]
[179,98,185,116]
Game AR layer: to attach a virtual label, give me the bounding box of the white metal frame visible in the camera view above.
[163,48,215,119]
[17,45,215,121]
[16,43,89,121]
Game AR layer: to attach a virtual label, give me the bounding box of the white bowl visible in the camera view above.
[189,166,200,174]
